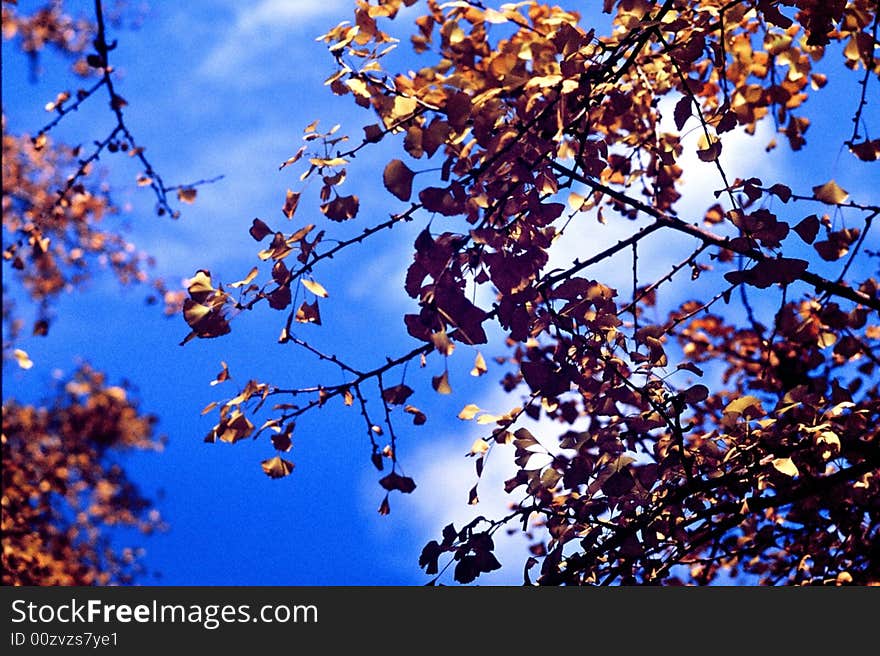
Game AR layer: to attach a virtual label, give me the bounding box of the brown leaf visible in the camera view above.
[321,194,359,221]
[697,138,722,162]
[210,361,230,386]
[282,190,301,219]
[249,218,272,241]
[295,300,321,325]
[267,284,292,310]
[271,432,293,452]
[383,159,415,201]
[379,472,417,493]
[849,139,880,162]
[177,187,197,204]
[382,384,414,405]
[261,455,294,479]
[724,257,808,289]
[445,91,472,130]
[404,404,427,425]
[673,95,692,131]
[793,215,820,244]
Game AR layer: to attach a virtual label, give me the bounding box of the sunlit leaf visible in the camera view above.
[458,403,481,420]
[261,455,294,479]
[301,278,329,298]
[812,179,849,205]
[772,457,799,477]
[470,352,487,377]
[13,349,33,370]
[229,267,258,288]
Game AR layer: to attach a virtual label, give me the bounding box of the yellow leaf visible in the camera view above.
[13,349,33,370]
[432,370,452,394]
[723,395,763,417]
[229,267,259,289]
[458,403,480,420]
[302,278,329,298]
[200,401,218,415]
[345,77,370,98]
[469,438,490,455]
[470,352,487,377]
[812,179,849,205]
[476,413,500,425]
[343,388,354,406]
[772,457,799,477]
[817,331,837,348]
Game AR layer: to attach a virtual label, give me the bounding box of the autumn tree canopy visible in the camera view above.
[3,0,878,587]
[183,0,880,585]
[1,0,189,585]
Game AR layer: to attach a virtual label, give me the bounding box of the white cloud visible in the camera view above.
[198,0,349,84]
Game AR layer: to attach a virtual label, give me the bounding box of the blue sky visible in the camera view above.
[3,1,877,585]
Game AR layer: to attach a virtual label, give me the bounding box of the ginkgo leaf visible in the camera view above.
[249,218,272,241]
[469,438,489,456]
[279,145,307,170]
[432,371,452,394]
[13,349,33,370]
[697,135,722,162]
[812,179,849,205]
[177,187,197,204]
[215,410,254,444]
[295,300,321,325]
[229,267,258,288]
[261,455,294,479]
[301,278,329,298]
[381,384,414,405]
[404,404,427,425]
[209,361,230,386]
[271,432,293,452]
[772,457,799,477]
[379,472,416,493]
[793,215,820,244]
[724,395,763,417]
[282,190,301,218]
[673,95,692,131]
[321,194,359,221]
[470,352,487,376]
[383,159,415,201]
[458,403,481,420]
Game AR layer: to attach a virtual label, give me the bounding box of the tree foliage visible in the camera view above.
[188,0,880,585]
[2,364,165,585]
[1,0,191,584]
